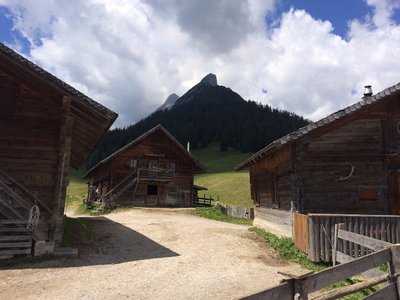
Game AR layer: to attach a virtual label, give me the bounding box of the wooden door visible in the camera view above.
[146,184,159,206]
[390,171,400,214]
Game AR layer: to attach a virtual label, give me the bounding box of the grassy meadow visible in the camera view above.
[192,145,252,207]
[66,145,253,213]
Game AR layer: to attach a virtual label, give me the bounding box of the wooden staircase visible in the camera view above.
[0,169,49,258]
[0,169,51,219]
[0,219,32,257]
[101,170,139,206]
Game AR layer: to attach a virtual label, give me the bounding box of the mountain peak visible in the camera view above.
[200,73,217,86]
[157,93,180,111]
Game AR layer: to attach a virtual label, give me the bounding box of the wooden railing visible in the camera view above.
[293,213,400,262]
[243,245,400,300]
[138,168,174,180]
[0,169,50,220]
[193,194,214,207]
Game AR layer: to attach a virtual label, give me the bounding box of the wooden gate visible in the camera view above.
[332,223,393,265]
[243,245,400,300]
[293,212,309,253]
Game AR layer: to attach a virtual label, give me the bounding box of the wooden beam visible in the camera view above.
[52,96,73,242]
[364,284,398,300]
[301,248,391,294]
[338,228,392,251]
[311,274,389,300]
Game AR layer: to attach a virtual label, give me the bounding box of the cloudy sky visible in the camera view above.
[0,0,400,126]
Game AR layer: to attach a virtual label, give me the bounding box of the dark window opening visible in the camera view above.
[147,184,158,196]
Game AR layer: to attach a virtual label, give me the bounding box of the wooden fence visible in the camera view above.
[293,213,400,262]
[242,244,400,300]
[332,222,393,265]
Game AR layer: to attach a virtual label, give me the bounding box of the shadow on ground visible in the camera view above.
[0,216,179,270]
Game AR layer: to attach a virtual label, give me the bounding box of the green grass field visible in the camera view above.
[192,145,252,207]
[66,145,253,213]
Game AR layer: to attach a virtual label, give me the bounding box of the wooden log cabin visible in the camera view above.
[236,83,400,216]
[84,125,204,208]
[0,42,117,256]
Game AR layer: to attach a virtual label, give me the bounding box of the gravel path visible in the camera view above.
[0,208,304,300]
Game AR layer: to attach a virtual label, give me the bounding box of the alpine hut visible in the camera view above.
[84,125,204,208]
[0,42,117,257]
[236,83,400,217]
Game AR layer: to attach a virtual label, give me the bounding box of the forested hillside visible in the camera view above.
[87,75,308,169]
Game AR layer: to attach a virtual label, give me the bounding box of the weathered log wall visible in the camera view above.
[0,72,70,242]
[0,81,61,212]
[296,118,387,214]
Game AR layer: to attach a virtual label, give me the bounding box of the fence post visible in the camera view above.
[389,245,400,299]
[332,224,339,266]
[295,280,308,300]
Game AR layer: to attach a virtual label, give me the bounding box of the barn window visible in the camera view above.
[0,84,17,118]
[147,184,158,195]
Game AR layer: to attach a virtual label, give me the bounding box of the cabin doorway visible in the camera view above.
[147,184,159,206]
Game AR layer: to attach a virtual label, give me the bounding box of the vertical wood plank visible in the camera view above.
[333,223,339,266]
[315,217,321,262]
[320,218,325,262]
[325,218,331,262]
[308,216,317,262]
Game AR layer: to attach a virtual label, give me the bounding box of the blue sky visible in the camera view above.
[1,1,395,56]
[272,0,373,37]
[0,0,399,125]
[0,6,30,53]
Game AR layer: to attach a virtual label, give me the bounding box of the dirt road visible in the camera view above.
[0,208,303,299]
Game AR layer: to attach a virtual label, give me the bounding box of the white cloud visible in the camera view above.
[0,0,400,126]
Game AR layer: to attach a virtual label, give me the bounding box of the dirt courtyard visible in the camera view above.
[0,208,303,300]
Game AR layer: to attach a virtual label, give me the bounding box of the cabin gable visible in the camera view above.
[86,126,201,208]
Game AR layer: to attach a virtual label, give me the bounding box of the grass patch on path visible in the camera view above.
[195,207,252,225]
[249,227,325,271]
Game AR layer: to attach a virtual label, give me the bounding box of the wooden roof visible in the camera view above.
[0,42,118,168]
[85,124,204,177]
[236,81,400,170]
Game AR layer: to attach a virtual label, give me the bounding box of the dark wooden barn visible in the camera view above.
[0,42,117,256]
[84,125,204,208]
[237,82,400,216]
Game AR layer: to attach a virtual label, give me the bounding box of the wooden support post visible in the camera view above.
[52,96,73,243]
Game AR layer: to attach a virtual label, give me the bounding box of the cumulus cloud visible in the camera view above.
[0,0,400,126]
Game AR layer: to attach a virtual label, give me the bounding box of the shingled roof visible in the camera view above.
[0,42,118,167]
[84,124,204,178]
[236,81,400,170]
